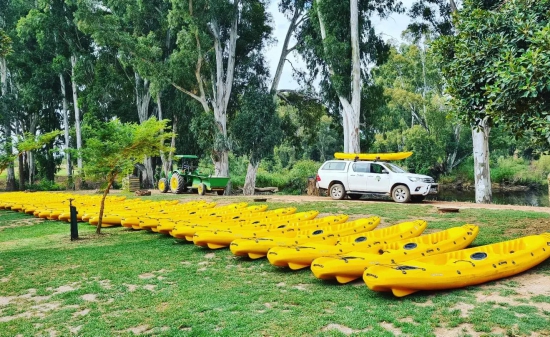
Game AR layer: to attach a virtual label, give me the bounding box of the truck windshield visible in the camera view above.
[384,163,408,173]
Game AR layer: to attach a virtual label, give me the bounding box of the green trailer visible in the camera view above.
[158,155,230,195]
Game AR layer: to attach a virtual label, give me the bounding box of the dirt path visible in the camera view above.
[241,194,550,214]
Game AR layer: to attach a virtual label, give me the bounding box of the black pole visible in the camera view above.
[69,199,79,240]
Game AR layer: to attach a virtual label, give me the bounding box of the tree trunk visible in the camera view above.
[28,117,37,185]
[547,173,550,207]
[18,154,24,190]
[317,0,361,154]
[156,94,169,179]
[28,151,34,185]
[71,55,83,170]
[142,156,155,189]
[472,121,491,203]
[271,6,301,93]
[243,161,259,196]
[164,115,178,177]
[60,73,72,178]
[96,177,114,234]
[134,72,154,188]
[135,72,151,123]
[1,56,15,191]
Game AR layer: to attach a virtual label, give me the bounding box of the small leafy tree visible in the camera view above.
[81,117,173,234]
[231,86,282,195]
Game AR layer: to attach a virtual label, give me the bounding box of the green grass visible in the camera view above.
[1,194,550,336]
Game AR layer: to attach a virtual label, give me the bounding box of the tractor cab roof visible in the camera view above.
[174,155,199,159]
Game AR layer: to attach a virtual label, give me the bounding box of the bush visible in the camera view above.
[275,160,321,195]
[230,159,321,194]
[26,180,64,191]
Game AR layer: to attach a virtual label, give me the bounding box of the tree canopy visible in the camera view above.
[433,0,550,147]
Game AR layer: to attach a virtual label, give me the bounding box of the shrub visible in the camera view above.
[26,180,64,191]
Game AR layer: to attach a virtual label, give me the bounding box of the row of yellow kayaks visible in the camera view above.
[1,192,549,297]
[163,205,550,297]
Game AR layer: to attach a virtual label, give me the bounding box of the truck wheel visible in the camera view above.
[197,183,206,196]
[348,194,361,200]
[170,173,186,194]
[329,183,346,200]
[392,185,411,203]
[158,178,169,193]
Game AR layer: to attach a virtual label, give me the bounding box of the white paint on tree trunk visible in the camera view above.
[472,121,492,203]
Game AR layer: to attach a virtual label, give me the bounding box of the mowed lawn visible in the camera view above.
[1,193,550,337]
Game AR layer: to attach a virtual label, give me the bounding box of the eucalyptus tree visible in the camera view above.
[409,0,500,203]
[296,0,401,153]
[0,28,15,190]
[0,0,22,190]
[17,0,93,178]
[167,0,272,179]
[74,0,173,188]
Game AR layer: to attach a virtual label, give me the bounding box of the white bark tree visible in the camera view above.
[135,72,155,189]
[1,54,16,190]
[70,55,83,171]
[472,119,491,203]
[316,0,361,153]
[171,0,241,178]
[59,73,72,178]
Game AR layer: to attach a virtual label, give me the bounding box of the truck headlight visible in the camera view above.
[408,176,419,182]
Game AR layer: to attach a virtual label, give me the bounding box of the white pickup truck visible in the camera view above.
[316,160,438,203]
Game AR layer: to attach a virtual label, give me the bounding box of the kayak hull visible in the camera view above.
[267,220,427,270]
[311,224,479,283]
[363,233,550,297]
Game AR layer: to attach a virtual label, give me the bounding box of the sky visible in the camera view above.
[265,0,416,90]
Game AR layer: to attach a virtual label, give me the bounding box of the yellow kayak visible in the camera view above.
[267,220,427,270]
[334,152,413,161]
[193,215,349,249]
[363,233,550,297]
[230,216,381,259]
[311,224,479,284]
[170,211,320,241]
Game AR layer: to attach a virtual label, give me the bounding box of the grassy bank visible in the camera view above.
[1,194,549,336]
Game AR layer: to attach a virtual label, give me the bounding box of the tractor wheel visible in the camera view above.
[158,178,169,193]
[197,183,206,196]
[216,190,224,196]
[170,173,186,194]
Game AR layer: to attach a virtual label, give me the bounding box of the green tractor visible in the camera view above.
[158,155,230,195]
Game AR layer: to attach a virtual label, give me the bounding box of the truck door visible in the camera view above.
[366,163,391,193]
[348,162,369,191]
